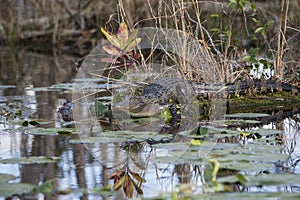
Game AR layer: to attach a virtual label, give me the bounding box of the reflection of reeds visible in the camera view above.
[283,117,300,155]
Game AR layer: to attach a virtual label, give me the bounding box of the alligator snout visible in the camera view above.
[112,96,168,117]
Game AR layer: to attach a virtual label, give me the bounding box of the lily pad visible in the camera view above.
[0,156,60,164]
[88,186,115,196]
[22,120,40,127]
[198,126,240,135]
[0,174,15,183]
[194,192,300,200]
[247,128,282,136]
[218,173,300,186]
[224,119,261,126]
[154,142,239,164]
[26,128,75,136]
[226,113,270,118]
[0,180,53,198]
[0,182,34,198]
[218,161,273,172]
[153,140,288,172]
[71,131,172,144]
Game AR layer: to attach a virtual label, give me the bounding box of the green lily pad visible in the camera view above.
[0,156,60,164]
[0,174,15,183]
[26,128,75,136]
[0,182,34,197]
[224,119,261,126]
[0,180,53,198]
[199,126,240,135]
[217,151,289,163]
[152,142,190,150]
[153,142,239,164]
[218,173,300,187]
[88,186,115,196]
[226,113,270,118]
[212,143,288,172]
[22,120,40,127]
[33,180,53,193]
[194,192,300,200]
[153,140,288,172]
[247,128,282,136]
[219,161,273,172]
[71,131,172,144]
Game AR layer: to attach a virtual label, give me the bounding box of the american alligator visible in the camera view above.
[113,77,300,117]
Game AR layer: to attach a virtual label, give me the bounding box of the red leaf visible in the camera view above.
[108,170,125,180]
[103,45,123,56]
[123,174,134,198]
[118,22,129,48]
[100,57,121,64]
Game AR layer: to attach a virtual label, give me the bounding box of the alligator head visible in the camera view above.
[112,95,168,117]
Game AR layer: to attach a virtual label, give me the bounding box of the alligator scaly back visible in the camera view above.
[129,78,195,113]
[128,77,300,116]
[191,77,300,99]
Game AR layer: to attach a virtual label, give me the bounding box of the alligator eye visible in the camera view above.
[129,96,146,113]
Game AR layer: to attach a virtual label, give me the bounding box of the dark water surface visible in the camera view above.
[0,48,300,199]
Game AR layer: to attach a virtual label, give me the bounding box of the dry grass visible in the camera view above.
[110,0,300,84]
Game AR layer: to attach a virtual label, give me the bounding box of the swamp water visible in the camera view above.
[0,49,300,199]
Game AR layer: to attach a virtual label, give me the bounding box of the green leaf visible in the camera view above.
[26,128,75,136]
[33,180,53,193]
[125,38,141,52]
[101,27,121,48]
[248,128,282,136]
[199,126,208,135]
[219,173,300,187]
[210,28,220,32]
[255,27,265,34]
[126,29,139,46]
[22,120,29,126]
[195,192,300,199]
[70,130,171,144]
[29,121,40,126]
[210,13,219,17]
[251,17,258,23]
[0,174,15,183]
[265,20,274,27]
[225,113,269,118]
[204,161,214,183]
[236,173,249,185]
[251,3,257,11]
[57,130,73,136]
[0,182,35,197]
[88,186,115,196]
[242,55,251,62]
